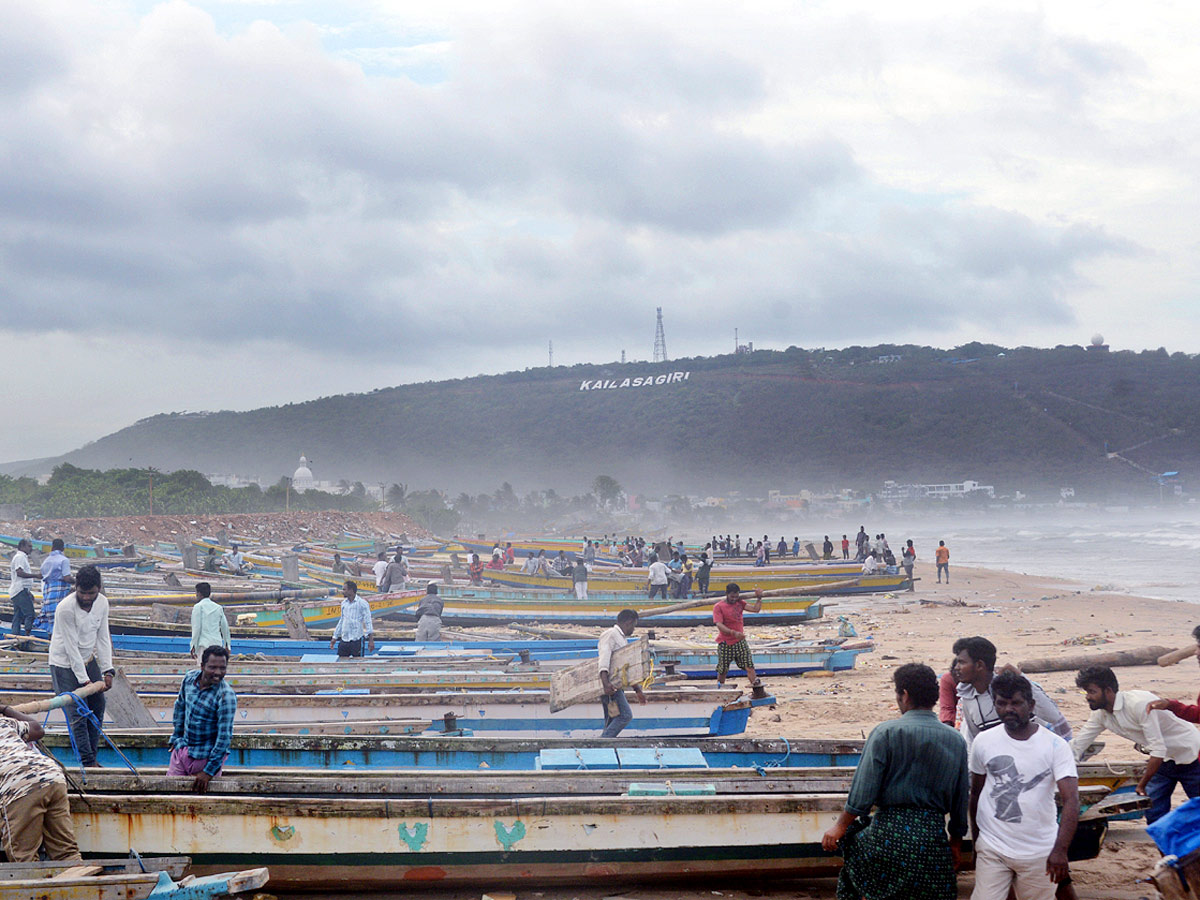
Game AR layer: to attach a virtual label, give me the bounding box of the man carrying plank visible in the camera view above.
[599,609,646,737]
[714,583,763,686]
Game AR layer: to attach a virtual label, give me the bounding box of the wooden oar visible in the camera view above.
[639,579,859,619]
[11,681,107,714]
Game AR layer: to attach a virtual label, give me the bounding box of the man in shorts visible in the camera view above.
[713,582,763,685]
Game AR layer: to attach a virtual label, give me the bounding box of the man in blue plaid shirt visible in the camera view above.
[168,645,237,792]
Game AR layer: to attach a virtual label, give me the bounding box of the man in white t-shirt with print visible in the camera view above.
[969,671,1078,900]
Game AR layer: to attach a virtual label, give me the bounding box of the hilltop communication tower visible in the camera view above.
[653,307,667,362]
[548,340,553,367]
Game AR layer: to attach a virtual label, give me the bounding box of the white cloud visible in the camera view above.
[0,0,1196,459]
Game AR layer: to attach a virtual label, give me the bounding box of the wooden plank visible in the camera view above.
[103,669,158,729]
[549,637,651,712]
[0,871,162,900]
[151,603,190,625]
[0,858,189,882]
[49,866,103,880]
[282,602,311,640]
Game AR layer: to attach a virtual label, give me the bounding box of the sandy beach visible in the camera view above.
[560,561,1191,900]
[730,560,1192,899]
[323,561,1191,900]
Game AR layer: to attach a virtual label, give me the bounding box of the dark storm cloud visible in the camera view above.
[0,2,1142,364]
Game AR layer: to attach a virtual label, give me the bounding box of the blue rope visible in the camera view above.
[58,691,139,781]
[754,738,792,776]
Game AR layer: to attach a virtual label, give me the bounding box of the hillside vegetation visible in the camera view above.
[15,344,1199,499]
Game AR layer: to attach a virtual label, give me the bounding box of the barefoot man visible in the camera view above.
[714,582,763,686]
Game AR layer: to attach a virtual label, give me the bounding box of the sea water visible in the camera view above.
[924,511,1200,603]
[705,508,1200,604]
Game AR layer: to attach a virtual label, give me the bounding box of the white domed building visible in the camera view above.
[292,456,315,493]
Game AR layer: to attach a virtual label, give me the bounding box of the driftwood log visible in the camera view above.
[1018,646,1173,674]
[1159,645,1198,667]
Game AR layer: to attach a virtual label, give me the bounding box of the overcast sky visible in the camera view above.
[1,0,1197,462]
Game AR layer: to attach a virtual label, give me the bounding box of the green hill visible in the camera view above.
[16,344,1199,498]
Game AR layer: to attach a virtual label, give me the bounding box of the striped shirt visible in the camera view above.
[332,596,374,643]
[170,669,237,778]
[40,551,72,607]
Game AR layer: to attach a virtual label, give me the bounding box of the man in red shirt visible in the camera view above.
[713,582,764,685]
[1149,624,1200,722]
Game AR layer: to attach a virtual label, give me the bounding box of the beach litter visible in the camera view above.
[1062,634,1113,646]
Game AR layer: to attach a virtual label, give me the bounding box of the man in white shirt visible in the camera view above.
[47,565,113,767]
[1071,665,1200,824]
[330,581,375,658]
[598,609,646,736]
[861,552,880,576]
[969,672,1078,900]
[8,538,41,645]
[372,552,388,588]
[222,544,245,576]
[647,555,670,599]
[189,582,231,658]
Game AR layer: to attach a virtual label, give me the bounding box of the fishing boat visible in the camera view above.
[388,596,825,628]
[658,639,873,678]
[52,759,1135,890]
[0,858,268,900]
[1,669,560,694]
[0,623,359,658]
[481,567,910,594]
[21,686,775,738]
[457,538,626,565]
[0,535,101,559]
[39,732,1142,781]
[0,640,867,694]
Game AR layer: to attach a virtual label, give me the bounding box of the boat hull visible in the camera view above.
[70,792,845,889]
[21,688,770,739]
[483,569,909,594]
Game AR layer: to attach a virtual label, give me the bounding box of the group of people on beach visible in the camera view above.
[597,582,765,736]
[822,631,1200,900]
[2,563,240,865]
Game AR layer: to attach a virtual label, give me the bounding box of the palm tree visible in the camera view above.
[386,482,408,511]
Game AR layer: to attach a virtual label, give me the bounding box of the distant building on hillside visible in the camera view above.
[879,479,995,502]
[207,473,262,489]
[292,456,315,493]
[767,490,810,509]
